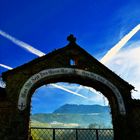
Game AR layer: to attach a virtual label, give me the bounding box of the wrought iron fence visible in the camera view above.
[30,127,114,140]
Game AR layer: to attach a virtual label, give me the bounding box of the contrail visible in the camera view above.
[50,83,88,99]
[0,64,13,70]
[0,30,45,57]
[100,24,140,64]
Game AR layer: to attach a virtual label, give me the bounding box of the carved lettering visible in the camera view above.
[18,68,126,115]
[25,81,33,88]
[31,74,40,82]
[40,71,49,78]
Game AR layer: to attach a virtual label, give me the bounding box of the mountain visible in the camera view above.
[53,104,110,114]
[31,104,112,128]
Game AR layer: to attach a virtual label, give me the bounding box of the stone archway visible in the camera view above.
[1,35,140,140]
[19,68,126,140]
[18,68,126,115]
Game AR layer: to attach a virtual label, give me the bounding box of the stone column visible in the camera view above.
[0,101,16,140]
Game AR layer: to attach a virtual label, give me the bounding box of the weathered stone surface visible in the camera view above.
[0,35,139,140]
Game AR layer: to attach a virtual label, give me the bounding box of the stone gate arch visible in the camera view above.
[1,35,140,140]
[18,68,126,115]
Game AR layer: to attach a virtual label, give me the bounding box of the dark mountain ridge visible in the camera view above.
[53,104,110,114]
[31,104,112,128]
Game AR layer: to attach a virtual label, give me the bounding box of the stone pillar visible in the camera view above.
[127,102,140,140]
[113,114,128,140]
[0,101,16,140]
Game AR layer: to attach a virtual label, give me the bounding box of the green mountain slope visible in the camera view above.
[53,104,110,114]
[31,104,112,128]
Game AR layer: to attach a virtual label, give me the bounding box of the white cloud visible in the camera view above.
[105,41,140,99]
[0,78,6,88]
[99,24,140,99]
[65,85,109,105]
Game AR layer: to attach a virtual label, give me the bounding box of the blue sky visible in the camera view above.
[1,0,140,113]
[31,83,107,113]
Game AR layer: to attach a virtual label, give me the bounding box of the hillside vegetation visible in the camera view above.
[31,104,112,128]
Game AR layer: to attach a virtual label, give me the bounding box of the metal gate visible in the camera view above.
[30,128,114,140]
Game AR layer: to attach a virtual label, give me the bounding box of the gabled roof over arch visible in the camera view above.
[2,35,134,92]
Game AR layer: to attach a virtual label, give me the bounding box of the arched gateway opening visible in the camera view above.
[19,67,124,139]
[30,82,113,140]
[1,35,136,140]
[31,82,112,128]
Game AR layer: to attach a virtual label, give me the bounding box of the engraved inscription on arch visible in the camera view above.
[18,68,126,115]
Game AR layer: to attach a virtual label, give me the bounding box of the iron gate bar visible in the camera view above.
[96,129,99,140]
[76,128,78,140]
[53,128,55,140]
